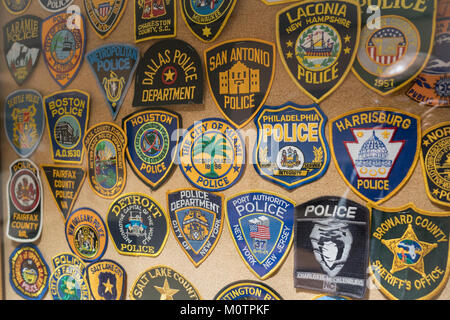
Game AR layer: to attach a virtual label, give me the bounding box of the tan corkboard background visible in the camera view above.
[1,0,449,300]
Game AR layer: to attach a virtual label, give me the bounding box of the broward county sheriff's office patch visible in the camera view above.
[87,44,139,120]
[9,244,50,300]
[369,203,450,300]
[226,191,295,280]
[132,39,202,107]
[130,265,201,300]
[134,0,176,43]
[2,0,31,14]
[106,193,169,257]
[167,188,224,267]
[178,118,245,191]
[276,0,360,103]
[44,90,89,164]
[294,196,369,298]
[83,122,127,199]
[253,102,330,190]
[181,0,236,43]
[204,39,276,128]
[4,89,44,158]
[84,0,127,39]
[38,0,74,12]
[86,259,126,300]
[7,159,43,243]
[352,0,436,95]
[214,280,283,300]
[330,108,420,204]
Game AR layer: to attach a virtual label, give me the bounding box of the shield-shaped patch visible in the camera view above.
[134,0,176,43]
[84,0,127,39]
[86,259,126,300]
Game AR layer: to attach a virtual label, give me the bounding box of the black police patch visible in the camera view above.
[38,0,74,12]
[134,0,176,43]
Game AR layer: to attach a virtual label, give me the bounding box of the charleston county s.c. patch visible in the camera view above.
[2,0,31,14]
[38,0,74,12]
[134,0,176,43]
[84,0,127,39]
[214,280,283,300]
[86,259,126,300]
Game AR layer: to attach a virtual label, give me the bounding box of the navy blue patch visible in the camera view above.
[86,259,126,300]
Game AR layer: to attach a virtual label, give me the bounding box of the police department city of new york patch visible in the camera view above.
[87,44,139,120]
[204,39,276,128]
[167,188,224,267]
[4,89,44,158]
[369,203,450,300]
[38,0,74,12]
[352,0,436,96]
[132,39,203,107]
[294,196,369,298]
[214,280,283,300]
[134,0,176,43]
[276,0,360,103]
[84,0,127,39]
[330,108,420,204]
[86,259,126,300]
[181,0,236,43]
[2,0,31,15]
[253,102,330,190]
[226,191,295,280]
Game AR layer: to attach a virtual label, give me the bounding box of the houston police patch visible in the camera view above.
[214,280,283,300]
[84,0,127,39]
[86,259,126,300]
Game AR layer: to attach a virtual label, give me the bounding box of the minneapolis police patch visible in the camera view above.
[214,280,283,300]
[86,259,126,300]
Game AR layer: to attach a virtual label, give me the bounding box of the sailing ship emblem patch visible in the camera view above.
[134,0,176,43]
[86,259,126,300]
[38,0,74,12]
[2,0,31,14]
[84,0,127,39]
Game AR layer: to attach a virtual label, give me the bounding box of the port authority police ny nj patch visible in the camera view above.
[84,0,127,39]
[214,280,283,300]
[86,259,126,300]
[330,108,420,204]
[134,0,176,43]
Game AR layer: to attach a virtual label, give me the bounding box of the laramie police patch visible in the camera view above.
[294,196,369,298]
[84,0,127,39]
[134,0,176,43]
[86,259,126,300]
[214,280,283,300]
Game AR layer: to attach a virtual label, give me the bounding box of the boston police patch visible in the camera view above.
[84,0,127,39]
[86,259,126,300]
[214,280,283,300]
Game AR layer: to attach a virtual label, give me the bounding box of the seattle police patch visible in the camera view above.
[38,0,74,12]
[253,102,330,190]
[226,191,295,280]
[214,280,283,300]
[330,108,420,204]
[84,0,127,39]
[294,196,369,298]
[86,259,126,300]
[134,0,176,43]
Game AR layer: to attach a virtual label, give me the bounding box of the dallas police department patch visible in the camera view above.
[7,159,43,243]
[83,122,127,199]
[41,164,86,221]
[86,259,126,300]
[107,193,169,257]
[178,118,245,191]
[330,108,420,204]
[204,39,275,128]
[134,0,176,43]
[132,39,202,107]
[181,0,236,43]
[3,15,41,86]
[226,191,295,280]
[2,0,31,14]
[369,203,450,300]
[4,89,44,158]
[9,244,49,300]
[276,0,360,103]
[87,44,139,120]
[167,188,224,267]
[38,0,74,12]
[49,261,90,300]
[253,102,330,190]
[41,11,86,89]
[214,280,283,300]
[84,0,127,39]
[65,207,108,263]
[352,0,436,95]
[130,265,201,300]
[294,196,369,298]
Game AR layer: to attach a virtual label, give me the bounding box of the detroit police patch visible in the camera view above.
[214,280,283,300]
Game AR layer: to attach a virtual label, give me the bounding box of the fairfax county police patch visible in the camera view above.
[4,89,44,158]
[294,196,369,298]
[214,280,283,300]
[226,191,295,280]
[134,0,176,43]
[2,0,31,14]
[369,203,450,300]
[253,102,330,190]
[167,188,224,267]
[86,259,126,300]
[276,0,360,103]
[84,0,127,39]
[38,0,74,12]
[330,108,420,204]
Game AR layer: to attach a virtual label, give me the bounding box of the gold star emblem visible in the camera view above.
[102,278,114,295]
[286,51,293,59]
[163,68,176,82]
[286,40,293,47]
[202,26,212,38]
[344,35,351,43]
[344,47,351,54]
[154,278,179,300]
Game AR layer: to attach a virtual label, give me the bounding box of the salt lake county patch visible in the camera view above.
[294,196,369,298]
[276,0,360,103]
[106,193,169,257]
[253,102,330,190]
[205,39,275,128]
[2,0,31,14]
[87,44,139,119]
[4,89,44,158]
[132,39,202,107]
[369,203,450,300]
[134,0,176,43]
[330,108,420,204]
[178,117,245,191]
[214,280,283,300]
[167,188,224,267]
[226,191,295,280]
[84,0,127,39]
[50,264,90,300]
[86,259,126,300]
[123,109,181,189]
[38,0,74,12]
[352,0,436,95]
[83,122,127,199]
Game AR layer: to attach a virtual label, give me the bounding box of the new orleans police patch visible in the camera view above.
[294,196,369,298]
[4,89,44,158]
[134,0,176,43]
[38,0,74,12]
[330,108,420,204]
[276,0,360,103]
[253,102,330,190]
[226,191,295,280]
[167,188,224,267]
[87,44,139,120]
[84,0,127,39]
[214,280,283,300]
[178,118,245,191]
[369,203,450,300]
[205,39,275,128]
[86,259,126,300]
[2,0,31,14]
